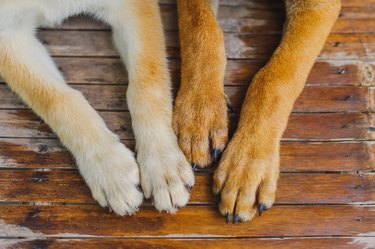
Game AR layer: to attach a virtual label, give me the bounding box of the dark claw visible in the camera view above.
[258,203,266,216]
[233,214,240,224]
[136,184,143,193]
[185,184,193,192]
[192,163,199,172]
[213,149,222,163]
[227,102,234,113]
[215,193,221,206]
[225,212,230,224]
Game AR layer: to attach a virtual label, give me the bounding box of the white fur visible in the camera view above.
[0,0,194,214]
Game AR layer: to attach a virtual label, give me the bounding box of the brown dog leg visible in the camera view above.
[174,0,228,168]
[213,0,341,223]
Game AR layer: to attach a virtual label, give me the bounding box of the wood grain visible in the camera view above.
[0,205,373,237]
[1,139,374,172]
[159,0,375,8]
[35,31,375,59]
[54,7,375,34]
[0,110,373,140]
[0,1,374,245]
[2,59,373,87]
[1,84,373,112]
[2,238,371,249]
[0,170,373,205]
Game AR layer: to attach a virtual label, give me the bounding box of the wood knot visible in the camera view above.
[333,41,341,47]
[38,144,49,153]
[26,210,40,220]
[337,68,346,74]
[32,171,49,182]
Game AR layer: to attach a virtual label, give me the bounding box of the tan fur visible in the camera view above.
[174,0,228,167]
[174,0,341,222]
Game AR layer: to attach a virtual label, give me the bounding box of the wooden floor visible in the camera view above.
[1,0,375,248]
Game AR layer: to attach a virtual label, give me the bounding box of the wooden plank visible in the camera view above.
[1,139,373,172]
[1,238,372,249]
[225,33,375,59]
[226,85,375,113]
[217,7,375,34]
[2,59,373,86]
[0,205,373,237]
[280,141,375,172]
[1,84,373,113]
[0,170,373,205]
[284,113,374,141]
[36,31,375,59]
[0,111,373,140]
[160,0,375,8]
[55,7,375,35]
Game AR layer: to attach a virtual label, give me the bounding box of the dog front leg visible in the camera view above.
[108,0,194,213]
[0,29,143,215]
[174,0,229,168]
[213,0,342,223]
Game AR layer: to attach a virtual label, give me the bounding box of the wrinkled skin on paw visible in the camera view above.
[173,89,229,168]
[213,133,279,223]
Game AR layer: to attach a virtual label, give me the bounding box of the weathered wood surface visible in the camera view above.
[1,138,373,171]
[35,31,375,59]
[0,110,373,140]
[1,84,374,112]
[2,58,373,86]
[2,238,374,249]
[0,0,374,247]
[54,6,375,34]
[0,170,373,204]
[0,205,373,237]
[160,0,375,8]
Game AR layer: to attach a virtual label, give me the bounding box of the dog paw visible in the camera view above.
[173,90,229,168]
[213,134,279,223]
[76,142,143,215]
[137,135,195,213]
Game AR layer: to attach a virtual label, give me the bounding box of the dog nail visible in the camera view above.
[192,163,199,172]
[215,193,221,206]
[225,212,230,224]
[227,103,234,113]
[213,149,222,163]
[185,184,192,192]
[258,203,266,216]
[233,214,240,224]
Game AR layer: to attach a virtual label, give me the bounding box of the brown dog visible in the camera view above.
[173,0,341,223]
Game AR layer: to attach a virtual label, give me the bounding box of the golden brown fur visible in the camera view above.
[174,0,228,167]
[174,0,341,222]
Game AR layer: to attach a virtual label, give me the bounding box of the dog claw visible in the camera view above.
[258,203,266,216]
[227,103,234,113]
[192,163,199,172]
[185,184,192,192]
[215,193,221,206]
[233,214,240,224]
[225,94,233,113]
[213,149,221,163]
[225,212,230,224]
[136,184,143,193]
